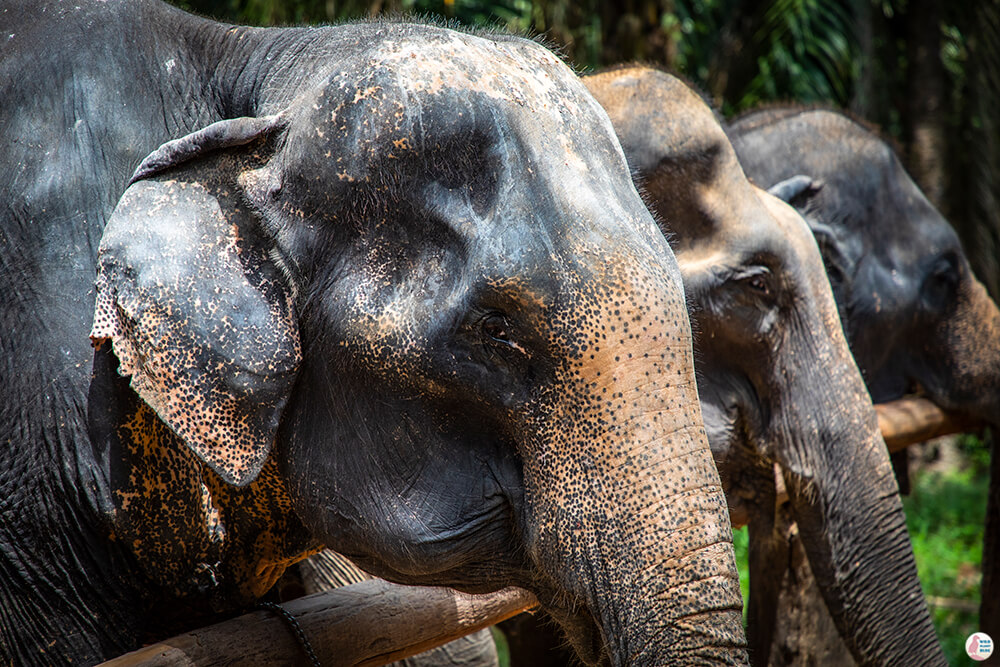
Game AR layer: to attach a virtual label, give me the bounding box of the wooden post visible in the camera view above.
[100,582,538,667]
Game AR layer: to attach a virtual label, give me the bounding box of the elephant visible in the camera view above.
[582,66,943,666]
[729,106,1000,642]
[1,2,749,665]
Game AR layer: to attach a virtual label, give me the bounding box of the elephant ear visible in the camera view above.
[91,115,300,487]
[767,175,856,304]
[766,174,823,207]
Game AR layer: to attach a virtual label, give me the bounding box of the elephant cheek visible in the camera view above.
[95,356,318,608]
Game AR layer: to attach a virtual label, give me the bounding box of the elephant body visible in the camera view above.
[583,67,943,666]
[1,2,747,664]
[729,105,1000,648]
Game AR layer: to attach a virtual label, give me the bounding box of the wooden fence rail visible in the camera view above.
[100,582,538,667]
[727,396,984,527]
[876,396,983,452]
[101,396,980,667]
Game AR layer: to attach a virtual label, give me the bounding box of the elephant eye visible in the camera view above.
[743,270,772,297]
[481,312,527,355]
[747,276,768,294]
[922,252,960,310]
[482,313,511,342]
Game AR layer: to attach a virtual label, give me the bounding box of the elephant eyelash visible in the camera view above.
[480,313,528,356]
[732,265,774,297]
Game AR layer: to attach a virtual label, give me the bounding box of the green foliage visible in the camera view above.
[732,524,750,620]
[174,0,866,115]
[904,463,988,665]
[738,0,857,109]
[491,625,511,667]
[956,431,993,473]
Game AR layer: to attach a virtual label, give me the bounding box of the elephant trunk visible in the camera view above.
[768,350,944,665]
[928,275,1000,422]
[522,254,747,665]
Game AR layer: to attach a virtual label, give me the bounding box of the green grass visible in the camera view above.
[731,439,990,664]
[492,625,511,667]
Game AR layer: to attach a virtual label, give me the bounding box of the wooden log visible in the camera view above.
[296,550,502,667]
[99,582,538,667]
[876,396,983,453]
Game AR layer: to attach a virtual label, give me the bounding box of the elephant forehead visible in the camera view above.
[367,30,582,110]
[292,30,627,183]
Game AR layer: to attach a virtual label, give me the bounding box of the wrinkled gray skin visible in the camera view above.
[730,107,1000,642]
[585,67,943,666]
[1,2,747,665]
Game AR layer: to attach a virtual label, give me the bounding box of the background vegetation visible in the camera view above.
[904,440,989,663]
[168,0,995,660]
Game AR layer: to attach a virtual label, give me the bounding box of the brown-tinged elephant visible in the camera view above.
[582,67,943,666]
[729,106,1000,643]
[0,2,748,664]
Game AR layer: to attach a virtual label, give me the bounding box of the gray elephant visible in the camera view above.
[1,2,748,664]
[730,106,1000,643]
[582,66,943,666]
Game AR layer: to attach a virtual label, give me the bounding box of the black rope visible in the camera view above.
[256,601,322,667]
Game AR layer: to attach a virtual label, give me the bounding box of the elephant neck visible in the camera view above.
[186,16,338,119]
[0,346,321,665]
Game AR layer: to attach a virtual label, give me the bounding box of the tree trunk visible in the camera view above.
[949,0,1000,302]
[960,2,1000,642]
[849,0,876,119]
[904,0,946,206]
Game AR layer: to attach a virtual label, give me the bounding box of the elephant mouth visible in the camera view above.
[539,597,609,666]
[907,378,927,400]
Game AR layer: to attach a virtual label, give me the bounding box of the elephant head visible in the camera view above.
[730,107,1000,426]
[584,66,943,665]
[88,28,746,665]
